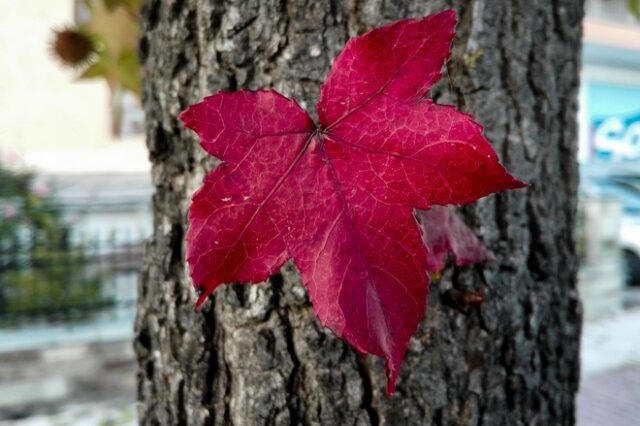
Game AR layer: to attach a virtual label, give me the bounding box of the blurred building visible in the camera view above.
[0,0,149,418]
[0,0,148,174]
[0,0,152,249]
[579,0,640,320]
[581,0,640,164]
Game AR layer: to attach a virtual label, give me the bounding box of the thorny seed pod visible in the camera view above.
[50,28,95,67]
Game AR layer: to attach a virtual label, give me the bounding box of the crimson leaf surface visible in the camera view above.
[180,10,525,394]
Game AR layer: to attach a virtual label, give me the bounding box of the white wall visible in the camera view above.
[0,0,149,174]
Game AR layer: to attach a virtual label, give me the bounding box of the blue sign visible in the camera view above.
[588,83,640,162]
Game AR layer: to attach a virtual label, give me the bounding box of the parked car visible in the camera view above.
[581,167,640,287]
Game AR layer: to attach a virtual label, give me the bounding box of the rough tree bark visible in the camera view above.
[134,0,584,425]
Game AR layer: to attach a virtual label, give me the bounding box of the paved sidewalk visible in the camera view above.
[577,367,640,426]
[0,402,135,426]
[577,307,640,425]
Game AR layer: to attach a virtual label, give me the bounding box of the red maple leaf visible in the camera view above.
[418,206,495,274]
[180,10,525,394]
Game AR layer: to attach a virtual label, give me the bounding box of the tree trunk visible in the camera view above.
[134,0,584,424]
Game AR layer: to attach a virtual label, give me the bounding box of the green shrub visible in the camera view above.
[0,162,113,323]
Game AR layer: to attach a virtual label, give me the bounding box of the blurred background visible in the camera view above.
[0,0,147,424]
[0,0,639,424]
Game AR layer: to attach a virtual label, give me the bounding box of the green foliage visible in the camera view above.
[0,163,112,323]
[52,0,141,97]
[0,167,61,244]
[631,0,640,19]
[102,0,142,13]
[1,270,106,318]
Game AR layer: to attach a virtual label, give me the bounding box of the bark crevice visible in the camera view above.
[355,356,380,426]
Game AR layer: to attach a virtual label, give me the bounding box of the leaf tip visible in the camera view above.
[438,8,458,22]
[384,358,400,396]
[194,286,212,310]
[426,9,458,35]
[179,106,195,129]
[511,177,529,190]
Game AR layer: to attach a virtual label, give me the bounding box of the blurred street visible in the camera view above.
[577,300,640,426]
[0,403,135,426]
